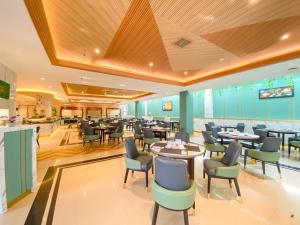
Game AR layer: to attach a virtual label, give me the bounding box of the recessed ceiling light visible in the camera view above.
[149,62,154,67]
[120,84,126,87]
[281,33,289,40]
[94,48,100,54]
[219,58,225,62]
[81,91,84,94]
[49,85,52,89]
[184,71,188,75]
[40,77,45,81]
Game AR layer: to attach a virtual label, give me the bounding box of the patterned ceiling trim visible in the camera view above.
[25,0,300,86]
[61,82,153,100]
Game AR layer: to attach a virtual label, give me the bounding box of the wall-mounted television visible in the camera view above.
[259,86,294,99]
[162,100,173,111]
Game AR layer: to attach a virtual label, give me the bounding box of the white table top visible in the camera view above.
[218,131,259,140]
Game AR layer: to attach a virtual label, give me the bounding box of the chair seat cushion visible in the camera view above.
[204,143,225,152]
[246,149,280,162]
[290,141,300,148]
[84,135,99,141]
[135,155,153,171]
[110,132,123,138]
[134,133,143,139]
[203,159,227,176]
[144,137,159,145]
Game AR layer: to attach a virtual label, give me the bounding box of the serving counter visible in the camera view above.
[0,125,37,214]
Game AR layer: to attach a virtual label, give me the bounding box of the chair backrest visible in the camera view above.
[211,127,221,138]
[143,128,155,138]
[205,124,212,131]
[115,124,124,133]
[134,124,142,134]
[207,122,215,127]
[260,137,282,152]
[221,142,242,166]
[155,156,190,191]
[254,129,268,143]
[202,131,216,144]
[256,124,266,129]
[175,132,190,143]
[83,125,94,136]
[236,123,245,132]
[124,137,139,159]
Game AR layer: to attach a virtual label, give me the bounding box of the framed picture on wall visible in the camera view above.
[162,100,173,111]
[259,86,294,99]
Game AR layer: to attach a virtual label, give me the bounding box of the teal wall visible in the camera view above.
[136,101,145,118]
[179,91,194,133]
[213,74,300,120]
[192,90,205,118]
[127,103,135,116]
[146,95,179,118]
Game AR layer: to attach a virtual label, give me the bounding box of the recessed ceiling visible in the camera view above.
[24,0,300,86]
[69,99,118,104]
[61,82,153,100]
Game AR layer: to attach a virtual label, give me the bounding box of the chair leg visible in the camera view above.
[229,179,232,188]
[183,209,189,225]
[118,138,120,144]
[244,151,247,169]
[152,202,159,225]
[143,143,146,151]
[210,151,212,158]
[203,170,205,179]
[233,178,241,197]
[124,168,129,184]
[145,170,149,188]
[262,161,266,175]
[288,144,291,157]
[90,140,92,147]
[36,139,40,148]
[151,165,154,174]
[207,176,211,198]
[276,161,281,176]
[203,149,206,157]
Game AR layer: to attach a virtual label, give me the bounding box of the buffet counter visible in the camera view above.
[0,125,37,213]
[26,118,60,136]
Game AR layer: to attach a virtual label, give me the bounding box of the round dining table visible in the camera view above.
[93,125,116,143]
[218,131,259,142]
[150,141,204,179]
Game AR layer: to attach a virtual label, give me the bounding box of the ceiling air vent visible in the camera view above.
[174,38,191,48]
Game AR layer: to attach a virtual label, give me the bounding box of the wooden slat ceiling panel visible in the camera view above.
[25,0,300,86]
[43,0,132,63]
[62,82,153,100]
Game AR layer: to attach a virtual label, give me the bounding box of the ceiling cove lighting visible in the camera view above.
[281,34,289,40]
[94,48,100,54]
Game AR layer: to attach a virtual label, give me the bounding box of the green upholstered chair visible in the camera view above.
[288,140,300,157]
[123,137,153,188]
[143,128,159,151]
[108,124,124,144]
[203,142,242,199]
[152,156,196,225]
[82,125,101,147]
[202,131,226,158]
[134,124,143,144]
[244,137,282,177]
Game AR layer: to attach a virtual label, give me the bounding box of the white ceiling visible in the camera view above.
[0,0,300,104]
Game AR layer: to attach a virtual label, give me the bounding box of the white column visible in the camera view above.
[204,89,213,118]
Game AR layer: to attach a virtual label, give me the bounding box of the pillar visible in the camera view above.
[179,91,194,133]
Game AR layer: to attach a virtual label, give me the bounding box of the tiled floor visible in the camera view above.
[0,127,299,225]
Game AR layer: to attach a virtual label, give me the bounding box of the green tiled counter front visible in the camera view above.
[0,125,37,214]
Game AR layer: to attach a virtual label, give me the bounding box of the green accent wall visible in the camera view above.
[135,101,145,119]
[192,90,205,118]
[127,103,135,116]
[213,73,300,120]
[146,95,179,119]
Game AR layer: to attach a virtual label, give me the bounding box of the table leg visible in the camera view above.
[282,133,285,150]
[187,159,194,180]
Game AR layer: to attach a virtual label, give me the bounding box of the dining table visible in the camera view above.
[93,125,116,144]
[150,141,204,179]
[264,129,300,150]
[218,131,259,145]
[152,126,171,140]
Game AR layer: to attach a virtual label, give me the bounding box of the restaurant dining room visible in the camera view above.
[0,0,300,225]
